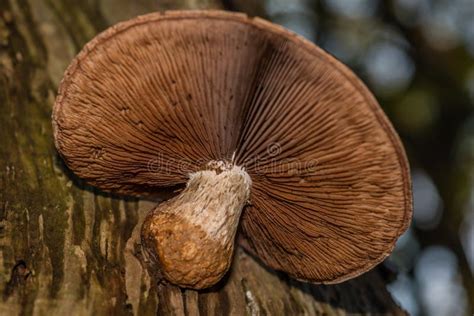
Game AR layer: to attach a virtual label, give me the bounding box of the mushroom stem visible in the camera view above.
[141,162,251,289]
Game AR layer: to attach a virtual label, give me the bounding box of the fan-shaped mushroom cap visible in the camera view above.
[53,10,412,285]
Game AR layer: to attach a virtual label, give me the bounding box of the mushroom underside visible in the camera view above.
[53,10,412,288]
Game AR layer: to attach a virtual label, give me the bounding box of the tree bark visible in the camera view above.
[0,0,406,315]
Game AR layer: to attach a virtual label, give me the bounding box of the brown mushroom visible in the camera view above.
[52,10,412,289]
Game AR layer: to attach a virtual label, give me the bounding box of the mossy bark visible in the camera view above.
[0,0,405,315]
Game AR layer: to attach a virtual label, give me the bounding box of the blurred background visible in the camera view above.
[223,0,474,315]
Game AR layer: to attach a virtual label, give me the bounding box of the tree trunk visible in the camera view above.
[0,0,406,315]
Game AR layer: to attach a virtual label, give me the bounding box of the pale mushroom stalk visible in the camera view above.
[141,162,251,289]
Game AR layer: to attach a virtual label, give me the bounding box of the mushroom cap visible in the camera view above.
[53,10,412,284]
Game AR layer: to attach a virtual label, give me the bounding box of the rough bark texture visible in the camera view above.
[0,0,406,315]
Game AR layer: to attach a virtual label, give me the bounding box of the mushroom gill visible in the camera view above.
[53,10,412,289]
